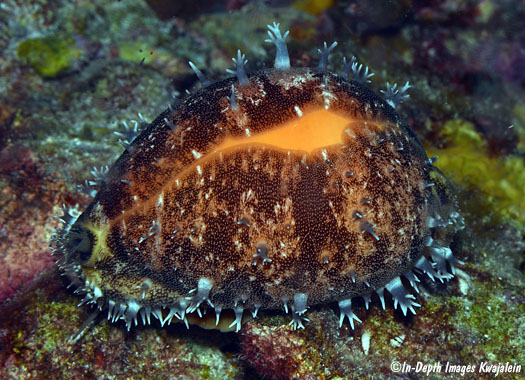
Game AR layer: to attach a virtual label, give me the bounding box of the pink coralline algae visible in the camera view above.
[0,145,67,302]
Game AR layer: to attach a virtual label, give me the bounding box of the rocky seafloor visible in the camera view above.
[0,0,523,379]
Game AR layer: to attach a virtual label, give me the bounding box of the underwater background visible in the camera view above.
[0,0,523,379]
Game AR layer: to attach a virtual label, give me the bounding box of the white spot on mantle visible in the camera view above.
[322,89,336,110]
[192,149,202,159]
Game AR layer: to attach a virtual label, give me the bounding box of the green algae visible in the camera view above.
[17,35,82,77]
[118,41,158,65]
[2,281,242,380]
[292,0,335,15]
[21,288,110,368]
[452,277,524,364]
[477,0,496,23]
[426,119,525,228]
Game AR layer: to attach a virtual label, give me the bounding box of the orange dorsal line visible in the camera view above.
[217,109,354,154]
[110,109,383,225]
